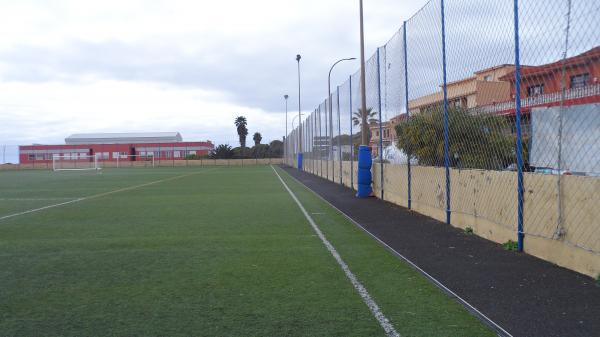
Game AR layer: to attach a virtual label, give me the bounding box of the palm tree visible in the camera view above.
[252,132,262,146]
[234,116,248,156]
[352,108,378,147]
[352,108,378,127]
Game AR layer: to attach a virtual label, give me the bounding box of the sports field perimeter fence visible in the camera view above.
[284,0,600,277]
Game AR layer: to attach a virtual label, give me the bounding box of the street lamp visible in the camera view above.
[291,113,303,156]
[296,54,303,170]
[284,94,289,162]
[328,57,356,180]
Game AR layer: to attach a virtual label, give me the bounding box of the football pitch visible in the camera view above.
[0,166,494,336]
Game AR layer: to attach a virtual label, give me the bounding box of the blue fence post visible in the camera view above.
[403,20,411,210]
[337,86,343,185]
[441,0,451,225]
[376,47,384,200]
[318,105,322,177]
[326,100,329,180]
[513,0,524,252]
[349,75,354,190]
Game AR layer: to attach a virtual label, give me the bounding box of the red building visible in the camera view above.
[481,46,600,116]
[19,132,214,164]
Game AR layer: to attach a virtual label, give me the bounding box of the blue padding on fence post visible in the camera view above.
[513,0,524,252]
[297,153,303,171]
[356,145,373,198]
[441,0,451,225]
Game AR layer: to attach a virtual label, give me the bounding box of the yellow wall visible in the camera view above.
[2,159,284,170]
[297,161,600,278]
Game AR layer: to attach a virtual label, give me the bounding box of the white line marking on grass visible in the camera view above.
[0,169,215,222]
[270,166,400,337]
[0,198,76,201]
[280,167,513,337]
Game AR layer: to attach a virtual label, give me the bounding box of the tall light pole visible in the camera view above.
[328,58,356,161]
[284,94,289,162]
[296,54,303,170]
[359,0,368,146]
[355,0,373,198]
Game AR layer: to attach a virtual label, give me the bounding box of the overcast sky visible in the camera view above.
[0,0,429,152]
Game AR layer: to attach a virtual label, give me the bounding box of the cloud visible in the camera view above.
[0,0,434,150]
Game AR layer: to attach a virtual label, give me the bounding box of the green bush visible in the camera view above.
[502,240,518,251]
[395,107,516,170]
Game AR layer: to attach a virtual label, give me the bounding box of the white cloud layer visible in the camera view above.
[0,0,428,148]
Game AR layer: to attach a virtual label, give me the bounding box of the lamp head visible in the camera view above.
[284,94,289,99]
[296,54,301,62]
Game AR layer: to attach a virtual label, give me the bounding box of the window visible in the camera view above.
[570,73,589,89]
[527,84,544,96]
[483,75,492,81]
[28,154,35,160]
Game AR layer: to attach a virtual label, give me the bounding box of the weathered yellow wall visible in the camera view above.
[341,161,353,189]
[381,164,409,208]
[296,161,600,278]
[2,158,284,171]
[409,166,447,223]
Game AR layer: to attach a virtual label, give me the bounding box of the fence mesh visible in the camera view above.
[284,0,600,265]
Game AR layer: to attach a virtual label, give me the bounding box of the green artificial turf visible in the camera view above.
[0,165,494,336]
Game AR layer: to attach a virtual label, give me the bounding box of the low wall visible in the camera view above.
[0,158,284,170]
[292,159,600,278]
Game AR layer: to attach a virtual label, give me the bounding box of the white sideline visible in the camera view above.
[280,167,513,337]
[0,169,214,222]
[270,165,401,337]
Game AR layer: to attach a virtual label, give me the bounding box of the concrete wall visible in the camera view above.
[0,158,284,170]
[293,160,600,278]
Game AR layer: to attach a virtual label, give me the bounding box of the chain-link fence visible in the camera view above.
[285,0,600,276]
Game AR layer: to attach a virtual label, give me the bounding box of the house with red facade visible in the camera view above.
[19,132,214,164]
[481,46,600,120]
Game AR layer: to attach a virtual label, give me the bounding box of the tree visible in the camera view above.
[395,107,515,170]
[268,140,283,158]
[235,116,248,156]
[251,144,270,158]
[252,132,262,146]
[352,107,378,149]
[352,107,378,127]
[209,144,234,159]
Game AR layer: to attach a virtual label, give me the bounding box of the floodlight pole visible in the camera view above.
[296,54,302,153]
[296,54,303,170]
[359,0,368,145]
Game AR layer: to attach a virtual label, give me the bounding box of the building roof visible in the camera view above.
[499,46,600,81]
[65,132,183,145]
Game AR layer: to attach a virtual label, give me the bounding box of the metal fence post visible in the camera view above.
[349,75,354,190]
[318,105,323,177]
[441,0,451,225]
[513,0,524,252]
[376,47,384,200]
[337,86,342,185]
[403,21,412,209]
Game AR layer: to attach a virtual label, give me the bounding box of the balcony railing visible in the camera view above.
[479,83,600,114]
